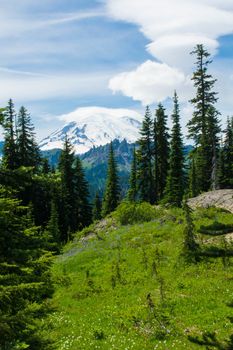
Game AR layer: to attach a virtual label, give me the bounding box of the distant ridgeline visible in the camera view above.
[0,139,193,199]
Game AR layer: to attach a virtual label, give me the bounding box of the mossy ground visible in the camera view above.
[46,206,233,350]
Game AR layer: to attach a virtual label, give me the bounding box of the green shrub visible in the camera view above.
[114,202,161,225]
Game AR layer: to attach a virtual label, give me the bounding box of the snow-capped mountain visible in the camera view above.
[39,107,142,154]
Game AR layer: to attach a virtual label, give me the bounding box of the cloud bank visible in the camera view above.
[106,0,233,104]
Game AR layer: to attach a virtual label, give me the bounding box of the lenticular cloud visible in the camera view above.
[106,0,233,104]
[105,0,233,69]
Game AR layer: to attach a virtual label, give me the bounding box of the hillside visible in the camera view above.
[46,203,233,350]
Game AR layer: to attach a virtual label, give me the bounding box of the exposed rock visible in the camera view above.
[188,189,233,213]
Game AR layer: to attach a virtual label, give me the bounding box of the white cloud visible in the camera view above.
[58,106,142,123]
[109,60,192,105]
[106,0,233,105]
[105,0,233,69]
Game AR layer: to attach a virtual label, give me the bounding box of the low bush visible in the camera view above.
[114,201,162,225]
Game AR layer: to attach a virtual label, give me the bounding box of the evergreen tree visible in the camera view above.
[58,136,76,241]
[137,106,154,203]
[187,44,220,193]
[127,146,137,202]
[46,199,61,248]
[73,156,92,229]
[2,99,18,169]
[92,192,102,221]
[164,92,184,206]
[102,142,120,216]
[219,117,233,188]
[152,116,158,203]
[17,106,41,168]
[154,103,170,201]
[0,187,54,349]
[42,157,51,174]
[188,156,199,198]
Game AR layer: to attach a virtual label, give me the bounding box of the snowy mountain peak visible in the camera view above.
[39,107,142,154]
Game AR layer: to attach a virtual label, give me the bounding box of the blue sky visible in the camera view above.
[0,0,233,140]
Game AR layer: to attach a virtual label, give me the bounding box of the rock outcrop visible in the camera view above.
[188,189,233,213]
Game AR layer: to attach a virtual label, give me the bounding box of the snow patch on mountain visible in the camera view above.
[39,107,142,154]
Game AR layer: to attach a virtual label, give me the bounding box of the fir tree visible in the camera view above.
[152,116,158,203]
[58,136,76,241]
[127,146,137,202]
[73,156,92,229]
[46,199,61,247]
[93,192,102,221]
[219,117,233,188]
[188,156,199,198]
[2,99,18,169]
[154,103,170,201]
[137,106,154,203]
[102,142,120,216]
[42,157,51,174]
[164,92,184,206]
[187,44,220,193]
[0,187,54,349]
[17,106,41,168]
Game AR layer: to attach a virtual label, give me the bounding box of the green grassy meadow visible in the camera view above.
[46,205,233,350]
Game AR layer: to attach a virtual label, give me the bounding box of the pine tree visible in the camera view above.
[164,92,184,206]
[187,44,220,193]
[127,146,138,202]
[93,192,102,221]
[137,106,154,203]
[73,156,92,229]
[102,142,120,216]
[2,99,18,169]
[154,103,170,201]
[17,106,41,168]
[58,136,76,241]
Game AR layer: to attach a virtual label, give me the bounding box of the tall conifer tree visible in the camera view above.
[219,117,233,188]
[17,106,40,168]
[46,199,61,248]
[102,142,120,216]
[164,92,184,206]
[188,156,199,198]
[187,44,220,193]
[137,106,154,203]
[152,116,159,203]
[2,99,18,169]
[58,136,76,241]
[154,103,170,201]
[73,156,92,229]
[127,146,137,202]
[0,188,54,349]
[93,192,102,221]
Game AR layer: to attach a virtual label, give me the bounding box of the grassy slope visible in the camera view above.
[49,207,233,350]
